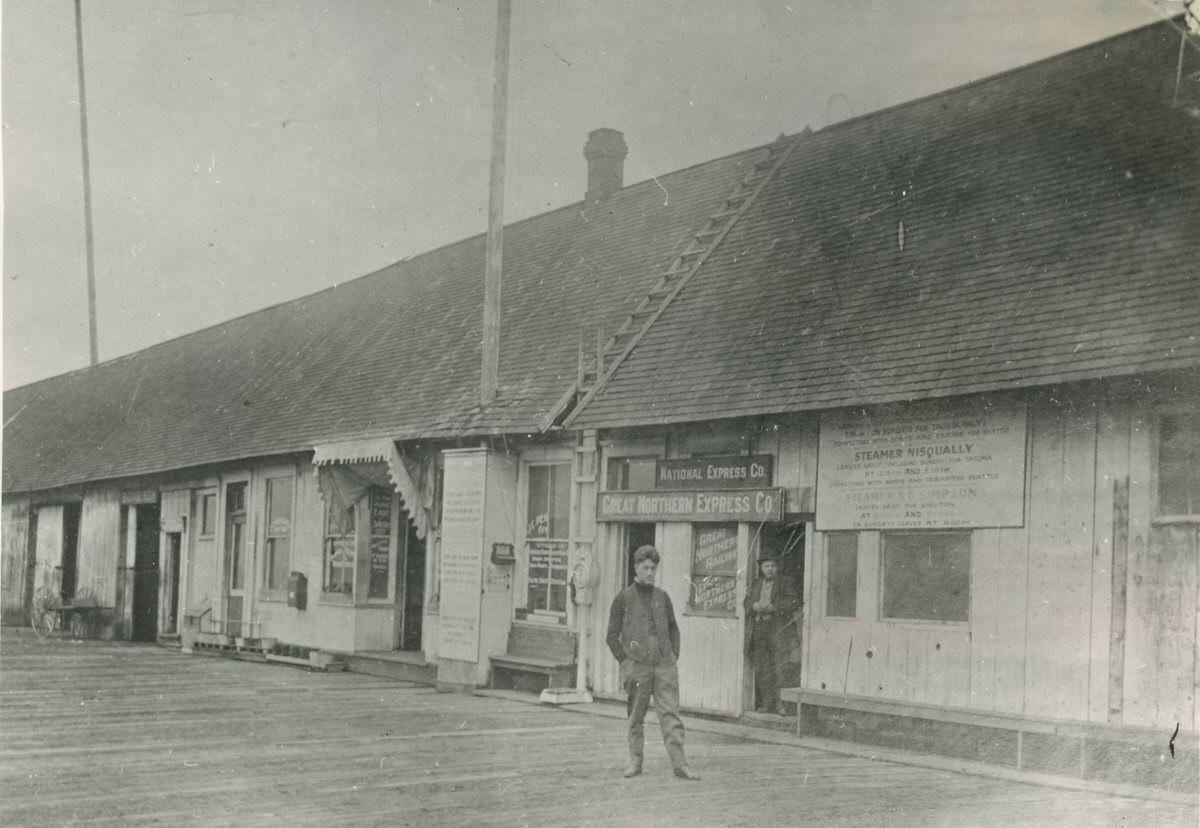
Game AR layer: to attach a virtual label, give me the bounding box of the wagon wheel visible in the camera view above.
[30,587,57,638]
[69,588,98,639]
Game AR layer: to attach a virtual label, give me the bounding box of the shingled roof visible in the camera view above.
[3,147,758,494]
[568,19,1200,430]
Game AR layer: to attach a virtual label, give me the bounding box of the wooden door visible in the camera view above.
[223,483,248,637]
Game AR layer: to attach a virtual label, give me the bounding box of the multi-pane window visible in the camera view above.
[225,483,247,591]
[825,533,858,618]
[199,492,217,537]
[264,476,293,591]
[881,532,970,622]
[323,499,356,596]
[606,456,657,491]
[689,523,737,616]
[1158,412,1200,518]
[524,464,570,615]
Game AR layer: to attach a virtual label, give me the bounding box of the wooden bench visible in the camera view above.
[489,625,577,691]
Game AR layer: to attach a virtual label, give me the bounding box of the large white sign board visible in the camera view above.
[817,399,1027,531]
[438,450,486,662]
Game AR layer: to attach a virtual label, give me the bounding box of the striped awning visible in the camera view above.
[311,438,432,540]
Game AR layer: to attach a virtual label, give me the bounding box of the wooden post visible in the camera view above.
[481,0,511,406]
[74,0,99,366]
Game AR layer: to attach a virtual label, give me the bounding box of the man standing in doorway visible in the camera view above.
[744,552,800,714]
[606,545,700,781]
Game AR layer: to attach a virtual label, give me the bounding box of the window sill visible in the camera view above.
[319,592,354,606]
[879,617,969,627]
[513,611,567,626]
[683,609,738,619]
[1152,515,1200,525]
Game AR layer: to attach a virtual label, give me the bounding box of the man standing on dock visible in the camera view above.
[606,545,700,781]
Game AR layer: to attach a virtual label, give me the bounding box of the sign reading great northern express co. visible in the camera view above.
[655,455,774,489]
[597,488,784,522]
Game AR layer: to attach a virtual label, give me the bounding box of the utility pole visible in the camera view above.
[74,0,99,366]
[481,0,511,406]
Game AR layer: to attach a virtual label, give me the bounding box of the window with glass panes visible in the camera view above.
[323,498,356,596]
[1158,412,1200,519]
[264,476,293,591]
[523,463,570,615]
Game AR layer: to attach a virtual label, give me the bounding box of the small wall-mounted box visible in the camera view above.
[287,572,308,610]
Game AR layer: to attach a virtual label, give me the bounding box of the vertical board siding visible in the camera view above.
[991,525,1031,714]
[1,499,32,624]
[1125,522,1199,729]
[665,522,745,714]
[34,506,64,595]
[1091,407,1129,723]
[78,489,122,607]
[1022,404,1096,721]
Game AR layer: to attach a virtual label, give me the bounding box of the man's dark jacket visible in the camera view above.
[606,583,680,664]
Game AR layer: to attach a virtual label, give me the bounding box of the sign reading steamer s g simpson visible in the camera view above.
[816,399,1028,531]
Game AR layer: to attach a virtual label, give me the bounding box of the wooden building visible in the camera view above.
[2,17,1196,788]
[559,20,1199,789]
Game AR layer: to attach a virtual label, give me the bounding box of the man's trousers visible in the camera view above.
[624,658,687,771]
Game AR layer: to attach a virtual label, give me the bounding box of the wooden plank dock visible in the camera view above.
[1,629,1194,827]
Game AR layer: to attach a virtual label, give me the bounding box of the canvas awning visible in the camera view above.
[312,438,433,540]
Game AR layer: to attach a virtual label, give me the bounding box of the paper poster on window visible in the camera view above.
[692,525,738,576]
[817,399,1027,531]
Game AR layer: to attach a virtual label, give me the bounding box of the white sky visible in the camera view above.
[2,0,1184,389]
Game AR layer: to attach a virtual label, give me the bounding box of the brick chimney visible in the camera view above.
[583,128,628,203]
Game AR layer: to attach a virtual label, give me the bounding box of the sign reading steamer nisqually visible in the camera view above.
[816,400,1027,531]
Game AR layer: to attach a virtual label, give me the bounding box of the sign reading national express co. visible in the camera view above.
[655,455,773,489]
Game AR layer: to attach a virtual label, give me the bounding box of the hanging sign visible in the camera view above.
[655,455,773,490]
[597,488,784,522]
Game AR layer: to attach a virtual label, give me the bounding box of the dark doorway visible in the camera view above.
[131,503,161,642]
[162,532,182,636]
[399,524,425,651]
[623,523,656,586]
[752,519,807,711]
[61,503,82,601]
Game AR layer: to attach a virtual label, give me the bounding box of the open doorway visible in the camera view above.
[131,503,161,641]
[161,532,182,636]
[622,523,656,587]
[747,519,806,714]
[60,503,81,601]
[395,521,425,652]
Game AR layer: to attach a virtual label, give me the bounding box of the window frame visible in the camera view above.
[1153,408,1200,524]
[824,531,859,620]
[685,522,739,618]
[260,473,295,599]
[321,495,358,603]
[198,492,218,538]
[878,530,971,625]
[517,460,572,623]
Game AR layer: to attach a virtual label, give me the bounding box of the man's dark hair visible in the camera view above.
[633,545,660,565]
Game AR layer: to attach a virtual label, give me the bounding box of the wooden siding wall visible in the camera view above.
[187,489,219,616]
[77,490,123,608]
[802,391,1198,730]
[1,498,32,624]
[1124,410,1199,732]
[661,522,747,714]
[33,505,63,595]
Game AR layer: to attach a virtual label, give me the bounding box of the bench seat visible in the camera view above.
[489,624,576,691]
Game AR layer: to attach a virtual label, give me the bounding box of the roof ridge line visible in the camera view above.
[551,130,808,431]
